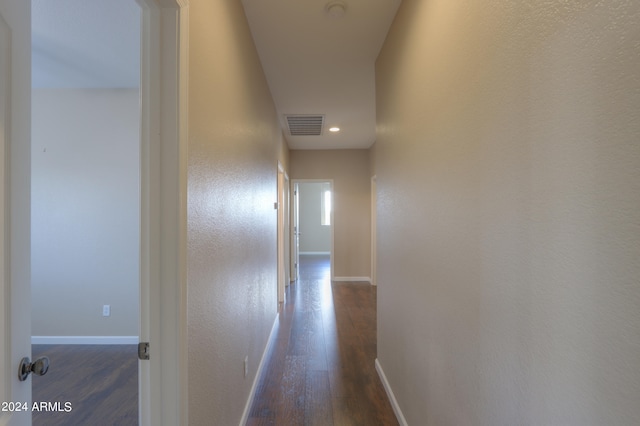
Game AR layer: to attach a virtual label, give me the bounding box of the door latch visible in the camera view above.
[138,342,150,360]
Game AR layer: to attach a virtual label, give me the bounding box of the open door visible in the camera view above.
[290,182,300,281]
[371,175,377,286]
[277,163,285,303]
[1,1,33,424]
[284,173,290,286]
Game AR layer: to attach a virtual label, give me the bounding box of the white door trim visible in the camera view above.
[371,175,377,286]
[1,0,31,424]
[284,171,290,287]
[290,182,299,281]
[138,1,189,425]
[277,162,285,303]
[0,5,15,422]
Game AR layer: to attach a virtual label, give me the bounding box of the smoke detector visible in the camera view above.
[325,1,347,18]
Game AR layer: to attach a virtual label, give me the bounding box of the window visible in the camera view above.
[321,184,331,226]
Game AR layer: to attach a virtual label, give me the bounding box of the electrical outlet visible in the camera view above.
[103,305,111,317]
[244,356,249,378]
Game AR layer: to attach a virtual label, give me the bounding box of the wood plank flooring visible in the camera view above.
[29,255,396,425]
[247,255,398,426]
[31,344,138,425]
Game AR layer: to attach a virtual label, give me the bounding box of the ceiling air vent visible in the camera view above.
[285,115,325,136]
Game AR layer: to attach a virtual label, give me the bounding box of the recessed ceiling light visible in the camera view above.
[329,127,340,132]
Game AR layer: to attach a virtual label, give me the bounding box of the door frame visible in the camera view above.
[0,11,7,412]
[0,0,188,424]
[371,175,377,286]
[284,172,290,287]
[137,1,189,425]
[290,179,334,280]
[277,162,287,304]
[290,181,300,281]
[1,1,33,424]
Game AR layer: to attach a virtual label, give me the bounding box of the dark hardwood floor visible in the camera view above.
[247,255,398,426]
[29,255,395,425]
[31,344,138,425]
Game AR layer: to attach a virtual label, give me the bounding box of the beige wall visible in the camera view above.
[375,1,640,425]
[291,149,371,279]
[187,0,287,423]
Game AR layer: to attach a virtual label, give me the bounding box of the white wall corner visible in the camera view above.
[375,358,409,426]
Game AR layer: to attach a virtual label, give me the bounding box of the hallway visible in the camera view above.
[247,255,398,425]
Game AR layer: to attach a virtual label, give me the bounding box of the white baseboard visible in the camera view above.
[375,358,409,426]
[31,336,139,345]
[239,314,279,426]
[299,251,330,255]
[332,276,371,283]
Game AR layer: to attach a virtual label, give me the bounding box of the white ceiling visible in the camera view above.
[242,0,400,149]
[31,0,400,150]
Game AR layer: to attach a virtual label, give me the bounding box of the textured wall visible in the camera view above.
[187,0,286,424]
[375,1,640,425]
[31,89,140,338]
[290,149,371,279]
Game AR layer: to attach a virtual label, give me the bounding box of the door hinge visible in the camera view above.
[138,342,150,360]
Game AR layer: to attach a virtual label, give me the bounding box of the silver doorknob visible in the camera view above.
[18,356,50,381]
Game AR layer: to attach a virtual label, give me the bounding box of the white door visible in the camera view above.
[277,165,285,302]
[1,1,33,424]
[371,176,377,286]
[284,174,290,286]
[291,182,300,281]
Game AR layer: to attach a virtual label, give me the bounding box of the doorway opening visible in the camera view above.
[291,180,334,281]
[30,0,141,423]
